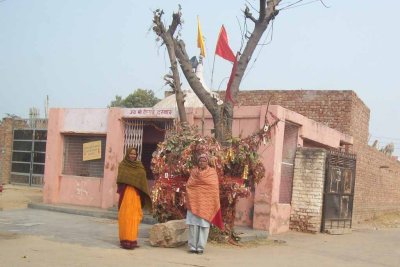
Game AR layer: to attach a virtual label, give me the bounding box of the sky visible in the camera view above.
[1,0,399,155]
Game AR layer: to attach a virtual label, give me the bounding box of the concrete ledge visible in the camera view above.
[324,228,352,235]
[234,226,268,242]
[28,202,157,225]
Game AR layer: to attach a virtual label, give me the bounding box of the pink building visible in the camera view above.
[43,105,352,234]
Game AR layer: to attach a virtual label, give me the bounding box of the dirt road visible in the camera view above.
[0,184,42,210]
[1,185,399,267]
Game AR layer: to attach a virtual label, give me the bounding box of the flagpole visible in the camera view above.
[210,53,216,90]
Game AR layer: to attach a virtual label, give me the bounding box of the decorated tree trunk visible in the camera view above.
[151,122,277,242]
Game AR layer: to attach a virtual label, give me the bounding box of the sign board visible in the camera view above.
[123,108,176,118]
[83,140,102,161]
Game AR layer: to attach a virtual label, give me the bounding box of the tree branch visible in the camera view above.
[230,0,281,101]
[265,0,280,22]
[173,39,218,112]
[152,6,224,138]
[259,0,266,20]
[152,9,187,122]
[244,6,257,24]
[168,8,181,35]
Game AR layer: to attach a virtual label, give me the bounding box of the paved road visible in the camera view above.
[0,208,151,249]
[1,208,400,267]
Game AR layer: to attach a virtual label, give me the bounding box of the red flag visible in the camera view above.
[225,53,239,103]
[215,25,236,62]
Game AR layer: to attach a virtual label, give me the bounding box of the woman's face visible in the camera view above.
[198,157,208,170]
[128,149,138,162]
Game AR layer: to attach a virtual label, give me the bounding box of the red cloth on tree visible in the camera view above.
[225,53,239,103]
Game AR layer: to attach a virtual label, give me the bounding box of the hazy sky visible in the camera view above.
[1,0,399,154]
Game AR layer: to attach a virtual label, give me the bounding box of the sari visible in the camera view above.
[116,148,151,249]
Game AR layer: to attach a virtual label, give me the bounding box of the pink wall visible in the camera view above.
[101,108,125,208]
[57,176,102,206]
[43,105,352,234]
[190,105,352,234]
[43,108,65,204]
[43,107,176,209]
[43,108,110,207]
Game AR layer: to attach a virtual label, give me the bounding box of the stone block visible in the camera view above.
[149,219,188,248]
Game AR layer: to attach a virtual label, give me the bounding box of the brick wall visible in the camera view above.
[352,144,400,222]
[0,118,30,184]
[0,118,14,184]
[222,90,400,222]
[221,90,360,138]
[290,148,326,233]
[349,93,370,145]
[0,121,4,184]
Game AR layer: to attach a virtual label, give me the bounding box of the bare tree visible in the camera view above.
[152,0,282,143]
[152,8,188,123]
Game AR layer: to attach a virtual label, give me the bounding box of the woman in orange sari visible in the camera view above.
[186,153,224,254]
[116,147,151,249]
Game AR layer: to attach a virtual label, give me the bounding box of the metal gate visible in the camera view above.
[124,119,144,160]
[123,119,174,159]
[322,150,356,231]
[11,127,47,186]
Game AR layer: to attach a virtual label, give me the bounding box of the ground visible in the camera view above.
[0,184,42,210]
[2,184,400,229]
[359,211,400,229]
[1,184,400,266]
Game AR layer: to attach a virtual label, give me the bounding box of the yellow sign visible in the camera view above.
[83,140,102,161]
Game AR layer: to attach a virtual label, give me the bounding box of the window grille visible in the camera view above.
[123,119,175,160]
[124,120,144,160]
[62,135,106,178]
[164,120,175,139]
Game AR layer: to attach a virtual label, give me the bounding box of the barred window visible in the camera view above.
[62,135,106,178]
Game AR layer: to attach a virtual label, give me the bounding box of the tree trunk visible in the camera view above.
[223,1,280,137]
[152,10,187,123]
[173,40,227,142]
[165,40,187,123]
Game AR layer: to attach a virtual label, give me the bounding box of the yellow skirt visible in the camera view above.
[118,185,143,249]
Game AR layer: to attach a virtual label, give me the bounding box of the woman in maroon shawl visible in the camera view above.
[186,153,224,254]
